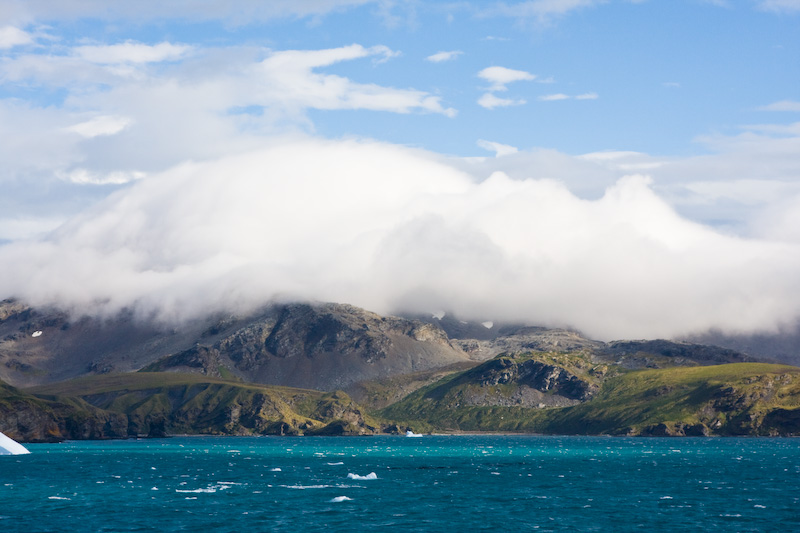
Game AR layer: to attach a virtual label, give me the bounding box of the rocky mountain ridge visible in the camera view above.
[3,298,799,440]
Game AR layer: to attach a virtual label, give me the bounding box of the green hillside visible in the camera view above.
[15,373,379,441]
[379,355,800,436]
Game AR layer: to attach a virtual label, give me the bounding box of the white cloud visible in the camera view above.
[2,138,799,341]
[58,169,147,185]
[538,92,597,101]
[539,93,569,101]
[0,25,32,48]
[756,0,800,12]
[478,66,535,91]
[478,92,526,109]
[477,139,519,157]
[758,100,800,112]
[67,115,132,138]
[258,45,456,116]
[483,0,607,23]
[426,50,462,63]
[74,41,192,64]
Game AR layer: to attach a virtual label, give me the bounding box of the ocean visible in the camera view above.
[1,436,798,532]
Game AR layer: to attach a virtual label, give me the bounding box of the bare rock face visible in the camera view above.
[600,339,755,369]
[222,303,468,390]
[142,303,470,391]
[0,299,469,391]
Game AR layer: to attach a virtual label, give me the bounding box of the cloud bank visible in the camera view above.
[1,138,798,341]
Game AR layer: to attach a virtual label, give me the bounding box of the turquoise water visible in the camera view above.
[1,436,799,531]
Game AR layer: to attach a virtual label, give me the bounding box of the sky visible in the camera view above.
[0,0,798,340]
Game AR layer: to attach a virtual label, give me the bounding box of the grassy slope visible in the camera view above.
[25,373,379,438]
[380,361,800,436]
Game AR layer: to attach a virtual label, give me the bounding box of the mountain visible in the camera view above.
[0,300,470,390]
[3,298,799,440]
[3,373,379,442]
[379,351,800,436]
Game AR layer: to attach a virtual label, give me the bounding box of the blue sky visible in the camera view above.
[0,0,799,338]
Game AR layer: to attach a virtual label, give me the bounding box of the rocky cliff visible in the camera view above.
[0,300,469,390]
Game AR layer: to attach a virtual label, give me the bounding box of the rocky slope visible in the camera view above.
[0,300,469,390]
[4,299,798,439]
[380,351,800,436]
[3,373,379,442]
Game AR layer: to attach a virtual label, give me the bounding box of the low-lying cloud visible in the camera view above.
[1,137,798,341]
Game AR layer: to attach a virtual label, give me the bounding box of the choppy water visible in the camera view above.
[1,436,799,531]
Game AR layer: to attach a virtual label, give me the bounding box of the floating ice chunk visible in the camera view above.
[48,496,70,500]
[31,331,42,337]
[405,430,422,437]
[481,321,494,329]
[432,310,446,320]
[0,432,30,455]
[347,472,377,480]
[270,467,282,472]
[330,496,352,502]
[327,462,344,466]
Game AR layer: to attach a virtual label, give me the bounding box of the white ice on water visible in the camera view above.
[0,432,30,455]
[347,472,377,480]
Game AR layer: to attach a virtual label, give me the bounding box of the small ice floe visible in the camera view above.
[31,331,42,338]
[481,321,494,329]
[432,310,446,320]
[48,496,71,500]
[270,468,282,472]
[151,487,159,491]
[347,472,377,480]
[330,496,352,503]
[405,430,422,438]
[327,462,344,466]
[281,485,335,490]
[660,496,673,500]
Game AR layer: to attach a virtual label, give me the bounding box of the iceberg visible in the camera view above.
[347,472,377,480]
[0,432,30,455]
[405,430,423,438]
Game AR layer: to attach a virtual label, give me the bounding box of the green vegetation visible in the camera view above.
[379,356,800,436]
[18,373,378,440]
[7,352,800,441]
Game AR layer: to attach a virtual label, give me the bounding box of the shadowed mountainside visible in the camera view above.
[0,300,470,390]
